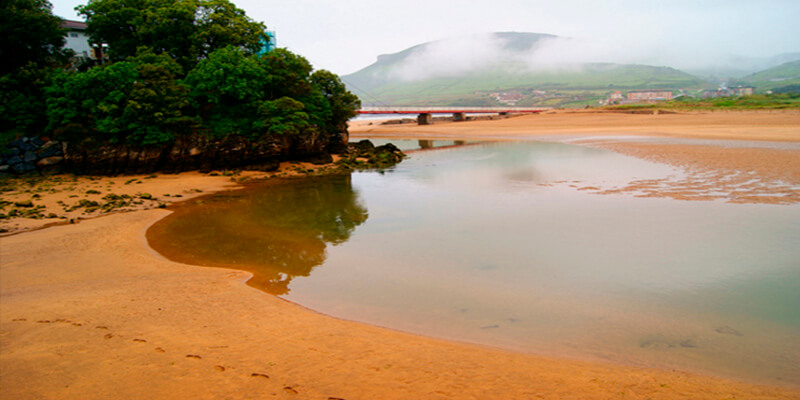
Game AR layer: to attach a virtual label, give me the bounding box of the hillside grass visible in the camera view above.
[604,94,800,111]
[348,63,709,106]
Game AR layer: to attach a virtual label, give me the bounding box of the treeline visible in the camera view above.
[1,0,359,155]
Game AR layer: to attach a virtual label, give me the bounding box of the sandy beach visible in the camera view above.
[2,110,800,399]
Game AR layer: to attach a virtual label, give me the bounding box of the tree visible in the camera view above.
[78,0,267,72]
[0,0,67,75]
[258,48,314,99]
[310,70,361,136]
[0,0,69,143]
[46,54,192,146]
[183,46,267,138]
[185,46,323,141]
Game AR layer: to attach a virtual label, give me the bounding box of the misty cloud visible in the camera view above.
[378,32,762,82]
[385,33,652,82]
[388,34,509,81]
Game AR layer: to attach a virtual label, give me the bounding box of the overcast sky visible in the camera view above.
[52,0,800,75]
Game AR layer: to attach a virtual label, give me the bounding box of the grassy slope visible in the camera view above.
[606,94,800,111]
[349,64,706,106]
[734,60,800,90]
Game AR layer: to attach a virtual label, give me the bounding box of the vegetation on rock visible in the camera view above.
[1,0,364,175]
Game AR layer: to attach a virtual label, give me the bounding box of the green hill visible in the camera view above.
[735,60,800,91]
[343,32,707,107]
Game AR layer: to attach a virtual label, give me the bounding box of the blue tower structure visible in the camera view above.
[258,30,277,55]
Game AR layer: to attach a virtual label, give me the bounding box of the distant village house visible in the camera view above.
[627,90,673,101]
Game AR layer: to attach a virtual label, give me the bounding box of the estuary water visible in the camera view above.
[148,140,800,387]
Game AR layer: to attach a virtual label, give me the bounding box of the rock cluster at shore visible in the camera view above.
[0,137,65,176]
[1,130,358,176]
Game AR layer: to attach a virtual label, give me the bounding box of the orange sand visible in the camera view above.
[2,110,800,399]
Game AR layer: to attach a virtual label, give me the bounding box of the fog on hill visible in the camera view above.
[362,32,800,83]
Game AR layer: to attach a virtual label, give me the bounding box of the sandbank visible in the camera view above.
[2,110,800,399]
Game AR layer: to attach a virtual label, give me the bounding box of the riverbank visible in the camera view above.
[2,110,800,399]
[352,109,800,205]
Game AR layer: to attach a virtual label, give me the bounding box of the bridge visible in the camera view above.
[358,106,550,125]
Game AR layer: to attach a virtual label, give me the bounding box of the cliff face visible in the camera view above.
[1,130,346,176]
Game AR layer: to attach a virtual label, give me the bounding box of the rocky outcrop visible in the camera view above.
[337,140,405,170]
[1,137,65,176]
[1,131,346,176]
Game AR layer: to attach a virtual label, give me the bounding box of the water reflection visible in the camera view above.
[147,175,368,295]
[148,141,800,387]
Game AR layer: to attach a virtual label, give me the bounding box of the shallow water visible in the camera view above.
[148,141,800,387]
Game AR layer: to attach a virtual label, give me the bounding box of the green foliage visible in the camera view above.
[78,0,266,72]
[184,46,267,138]
[46,55,193,146]
[0,0,69,142]
[184,46,357,142]
[0,0,361,157]
[310,70,361,135]
[0,63,54,144]
[255,97,311,136]
[607,94,800,111]
[0,0,68,75]
[258,48,313,99]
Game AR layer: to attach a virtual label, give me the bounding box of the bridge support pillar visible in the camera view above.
[417,113,433,125]
[453,112,466,122]
[418,140,433,149]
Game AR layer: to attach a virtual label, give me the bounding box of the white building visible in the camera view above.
[61,20,97,65]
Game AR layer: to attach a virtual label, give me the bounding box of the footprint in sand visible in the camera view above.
[155,347,166,353]
[133,339,147,343]
[214,365,226,372]
[251,373,269,379]
[12,318,27,322]
[186,355,202,359]
[283,387,299,395]
[715,326,743,336]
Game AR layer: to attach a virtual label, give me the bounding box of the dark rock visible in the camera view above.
[37,141,63,158]
[7,155,22,165]
[23,151,38,163]
[30,137,45,147]
[36,156,64,167]
[8,137,28,148]
[353,140,375,153]
[0,164,9,172]
[19,141,39,152]
[2,147,21,157]
[375,143,401,154]
[11,162,36,174]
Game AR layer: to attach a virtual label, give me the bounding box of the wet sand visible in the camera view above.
[2,110,800,399]
[352,110,800,204]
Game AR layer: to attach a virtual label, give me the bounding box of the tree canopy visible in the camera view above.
[0,0,69,142]
[0,0,67,75]
[78,0,267,71]
[3,0,360,157]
